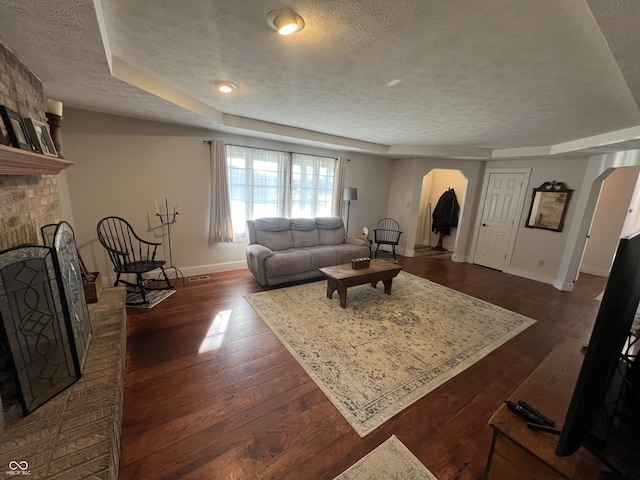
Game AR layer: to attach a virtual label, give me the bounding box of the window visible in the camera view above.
[226,145,336,242]
[291,154,335,218]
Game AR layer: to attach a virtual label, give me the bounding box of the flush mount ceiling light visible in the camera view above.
[267,8,305,35]
[214,81,238,93]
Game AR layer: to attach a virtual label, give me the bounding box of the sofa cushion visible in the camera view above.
[305,246,338,269]
[265,249,311,277]
[316,217,345,245]
[254,217,293,251]
[290,218,320,247]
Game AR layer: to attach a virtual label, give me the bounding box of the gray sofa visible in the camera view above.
[246,216,370,286]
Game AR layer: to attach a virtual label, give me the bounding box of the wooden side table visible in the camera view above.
[361,235,373,257]
[485,338,605,480]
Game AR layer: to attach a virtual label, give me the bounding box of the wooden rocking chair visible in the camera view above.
[97,216,173,305]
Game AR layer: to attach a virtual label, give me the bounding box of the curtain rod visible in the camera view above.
[225,143,338,160]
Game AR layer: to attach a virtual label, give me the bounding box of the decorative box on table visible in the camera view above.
[351,258,371,269]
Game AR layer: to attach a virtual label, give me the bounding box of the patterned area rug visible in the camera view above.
[245,271,536,437]
[333,435,437,480]
[126,288,175,308]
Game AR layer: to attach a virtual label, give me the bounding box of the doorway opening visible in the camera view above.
[580,166,640,279]
[414,169,467,259]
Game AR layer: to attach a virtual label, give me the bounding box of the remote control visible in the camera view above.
[518,400,555,426]
[505,400,545,425]
[527,422,561,435]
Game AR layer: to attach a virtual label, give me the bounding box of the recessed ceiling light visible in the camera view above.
[215,81,238,93]
[267,8,305,35]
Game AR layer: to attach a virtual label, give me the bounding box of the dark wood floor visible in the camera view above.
[118,257,607,479]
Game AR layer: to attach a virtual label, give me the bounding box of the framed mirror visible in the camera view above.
[525,181,573,232]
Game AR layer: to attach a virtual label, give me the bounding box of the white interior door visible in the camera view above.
[474,172,525,270]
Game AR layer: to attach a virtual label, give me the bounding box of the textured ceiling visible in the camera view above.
[0,0,639,159]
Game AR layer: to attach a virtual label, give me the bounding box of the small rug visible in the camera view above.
[333,435,437,480]
[126,288,175,308]
[245,271,535,436]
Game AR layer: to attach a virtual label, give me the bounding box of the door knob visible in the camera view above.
[482,223,488,227]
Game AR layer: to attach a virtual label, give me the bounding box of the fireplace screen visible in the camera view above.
[53,222,92,371]
[0,222,92,415]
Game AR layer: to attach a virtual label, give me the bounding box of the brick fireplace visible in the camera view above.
[0,41,63,250]
[0,40,126,479]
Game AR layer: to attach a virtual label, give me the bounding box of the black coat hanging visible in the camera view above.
[432,188,460,237]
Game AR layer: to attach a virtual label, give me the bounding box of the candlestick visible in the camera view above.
[45,112,64,159]
[155,198,184,286]
[46,98,63,116]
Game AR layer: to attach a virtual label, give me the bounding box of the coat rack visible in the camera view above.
[156,197,185,285]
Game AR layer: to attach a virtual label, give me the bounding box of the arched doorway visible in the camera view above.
[580,166,640,277]
[413,169,467,257]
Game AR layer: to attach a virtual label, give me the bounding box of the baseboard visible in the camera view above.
[100,261,248,287]
[177,261,247,277]
[578,264,610,277]
[553,279,575,292]
[502,266,556,287]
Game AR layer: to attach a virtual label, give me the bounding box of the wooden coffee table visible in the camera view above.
[318,259,403,308]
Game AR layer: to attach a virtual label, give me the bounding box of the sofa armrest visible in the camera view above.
[246,243,274,286]
[344,237,369,247]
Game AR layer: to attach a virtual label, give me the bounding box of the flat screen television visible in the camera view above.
[556,232,640,479]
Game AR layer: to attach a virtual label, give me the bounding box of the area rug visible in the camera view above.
[333,435,437,480]
[245,271,536,436]
[126,288,175,308]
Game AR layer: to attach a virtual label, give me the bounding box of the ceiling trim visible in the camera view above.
[90,0,640,160]
[223,114,389,153]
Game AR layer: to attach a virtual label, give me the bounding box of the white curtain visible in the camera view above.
[208,140,233,244]
[332,157,348,218]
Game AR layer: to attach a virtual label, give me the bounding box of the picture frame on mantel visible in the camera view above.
[24,118,58,157]
[0,106,34,151]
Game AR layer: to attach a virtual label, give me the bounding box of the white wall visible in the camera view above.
[621,170,640,237]
[62,108,393,285]
[581,167,640,276]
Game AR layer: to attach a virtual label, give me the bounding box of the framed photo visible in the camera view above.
[24,118,58,157]
[0,106,33,151]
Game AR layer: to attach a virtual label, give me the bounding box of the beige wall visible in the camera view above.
[62,108,392,284]
[386,157,484,263]
[483,157,589,285]
[60,107,640,290]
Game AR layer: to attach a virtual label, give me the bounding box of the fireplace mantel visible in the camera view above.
[0,144,73,175]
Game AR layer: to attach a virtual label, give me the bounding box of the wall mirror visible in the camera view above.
[526,181,573,232]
